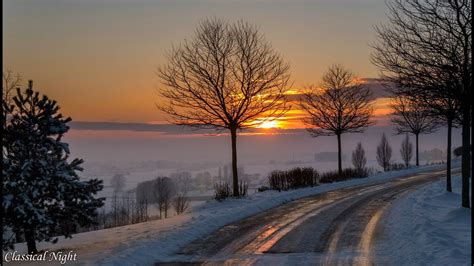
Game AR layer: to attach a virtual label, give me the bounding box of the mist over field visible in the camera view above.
[66,122,462,195]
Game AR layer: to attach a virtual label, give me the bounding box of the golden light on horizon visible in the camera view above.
[257,120,280,129]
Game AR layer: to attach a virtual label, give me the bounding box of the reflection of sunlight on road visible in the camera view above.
[324,222,344,265]
[357,207,385,266]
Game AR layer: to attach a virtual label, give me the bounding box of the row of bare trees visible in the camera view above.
[372,0,471,207]
[372,0,474,207]
[136,176,190,219]
[157,18,376,194]
[95,174,190,230]
[156,14,467,204]
[353,133,418,174]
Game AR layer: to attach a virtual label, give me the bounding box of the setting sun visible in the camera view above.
[257,120,280,129]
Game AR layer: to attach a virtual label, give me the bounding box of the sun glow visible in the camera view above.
[257,120,280,129]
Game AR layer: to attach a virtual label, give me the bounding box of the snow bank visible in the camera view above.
[96,163,449,265]
[375,173,471,265]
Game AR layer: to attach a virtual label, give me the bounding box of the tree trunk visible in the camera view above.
[415,133,419,166]
[230,128,239,197]
[446,118,452,192]
[461,101,470,208]
[471,103,473,209]
[25,227,37,254]
[337,134,342,175]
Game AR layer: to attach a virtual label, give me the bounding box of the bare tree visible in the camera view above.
[2,70,22,106]
[170,172,190,215]
[391,95,438,166]
[352,142,367,173]
[377,133,392,171]
[301,65,374,174]
[372,0,471,207]
[110,174,126,193]
[136,182,152,222]
[400,134,413,167]
[172,193,189,215]
[153,177,175,219]
[422,92,461,192]
[157,18,291,197]
[111,192,119,227]
[170,172,191,195]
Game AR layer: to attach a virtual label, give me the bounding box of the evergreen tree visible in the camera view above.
[351,142,367,173]
[376,133,392,171]
[2,81,104,253]
[400,134,413,167]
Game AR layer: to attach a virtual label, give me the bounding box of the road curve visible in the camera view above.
[158,168,454,266]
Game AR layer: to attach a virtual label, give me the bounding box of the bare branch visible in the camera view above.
[157,18,291,131]
[300,65,375,137]
[390,95,439,135]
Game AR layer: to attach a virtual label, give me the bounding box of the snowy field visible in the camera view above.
[375,174,471,265]
[8,163,450,265]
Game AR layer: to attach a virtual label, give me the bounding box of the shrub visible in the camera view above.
[389,163,406,171]
[319,168,368,183]
[214,182,231,201]
[238,180,248,197]
[214,181,247,201]
[173,193,189,214]
[257,186,270,192]
[268,167,319,191]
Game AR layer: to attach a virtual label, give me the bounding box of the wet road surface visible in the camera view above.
[157,168,454,266]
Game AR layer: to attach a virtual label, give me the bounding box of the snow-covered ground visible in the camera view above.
[375,174,471,266]
[7,163,457,266]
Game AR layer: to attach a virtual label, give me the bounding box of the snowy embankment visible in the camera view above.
[375,174,471,265]
[7,163,452,266]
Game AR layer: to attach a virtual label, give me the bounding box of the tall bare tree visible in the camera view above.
[419,89,461,192]
[158,18,291,196]
[391,95,438,166]
[372,0,471,207]
[153,177,175,219]
[400,134,413,167]
[377,133,392,171]
[301,65,374,174]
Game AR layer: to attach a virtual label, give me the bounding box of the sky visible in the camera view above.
[4,0,389,127]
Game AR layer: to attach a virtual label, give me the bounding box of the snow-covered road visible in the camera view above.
[8,164,464,266]
[157,168,461,265]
